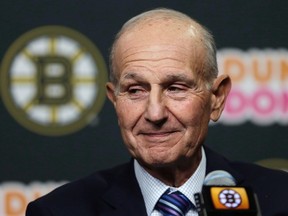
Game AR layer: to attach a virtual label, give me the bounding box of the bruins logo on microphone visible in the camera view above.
[211,187,249,210]
[0,26,107,136]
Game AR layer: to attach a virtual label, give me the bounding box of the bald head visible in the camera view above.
[109,8,218,88]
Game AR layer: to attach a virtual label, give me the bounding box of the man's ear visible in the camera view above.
[210,74,232,122]
[106,82,117,106]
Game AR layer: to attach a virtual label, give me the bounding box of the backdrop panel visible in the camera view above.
[0,1,287,215]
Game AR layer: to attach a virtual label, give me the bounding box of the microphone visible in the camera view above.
[194,170,261,216]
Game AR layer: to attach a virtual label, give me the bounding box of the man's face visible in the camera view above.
[107,20,216,169]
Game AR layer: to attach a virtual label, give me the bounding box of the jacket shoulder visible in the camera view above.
[26,162,132,215]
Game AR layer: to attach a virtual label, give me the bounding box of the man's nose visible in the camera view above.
[144,89,168,125]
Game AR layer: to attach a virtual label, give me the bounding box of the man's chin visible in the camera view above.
[138,157,176,169]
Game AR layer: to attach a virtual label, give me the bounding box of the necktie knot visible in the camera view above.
[155,190,194,216]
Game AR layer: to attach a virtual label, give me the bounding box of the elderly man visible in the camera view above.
[26,8,288,216]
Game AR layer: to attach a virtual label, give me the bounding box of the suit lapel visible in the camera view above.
[102,160,147,216]
[204,146,244,185]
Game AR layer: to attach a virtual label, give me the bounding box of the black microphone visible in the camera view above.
[194,170,261,216]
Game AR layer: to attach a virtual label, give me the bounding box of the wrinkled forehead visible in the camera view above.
[113,18,205,73]
[115,17,204,62]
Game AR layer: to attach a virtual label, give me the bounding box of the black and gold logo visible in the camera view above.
[0,26,108,136]
[211,187,249,210]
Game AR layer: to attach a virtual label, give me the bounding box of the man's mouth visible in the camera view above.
[138,130,180,143]
[141,132,173,136]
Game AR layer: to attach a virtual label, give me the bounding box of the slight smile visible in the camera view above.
[138,131,180,143]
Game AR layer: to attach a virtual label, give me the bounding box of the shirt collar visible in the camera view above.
[134,147,206,215]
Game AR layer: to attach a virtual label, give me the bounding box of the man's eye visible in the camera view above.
[126,86,147,99]
[128,87,143,94]
[167,85,185,92]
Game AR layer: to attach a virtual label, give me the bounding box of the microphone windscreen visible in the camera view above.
[204,170,236,186]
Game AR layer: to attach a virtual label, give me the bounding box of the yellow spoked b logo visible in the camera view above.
[211,187,249,210]
[0,26,108,136]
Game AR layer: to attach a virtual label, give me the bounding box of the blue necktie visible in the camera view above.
[155,189,194,216]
